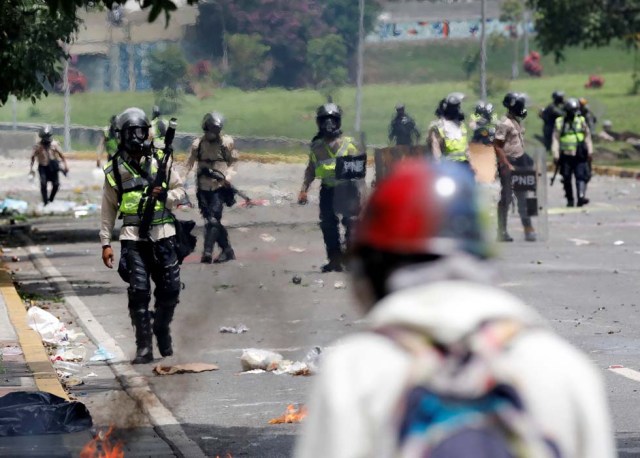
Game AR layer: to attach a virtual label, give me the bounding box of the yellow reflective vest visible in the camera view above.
[103,154,172,227]
[436,123,468,161]
[556,116,587,152]
[311,136,359,186]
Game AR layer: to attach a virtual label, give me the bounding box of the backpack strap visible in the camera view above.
[111,152,124,207]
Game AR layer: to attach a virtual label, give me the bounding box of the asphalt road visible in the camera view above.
[3,158,640,457]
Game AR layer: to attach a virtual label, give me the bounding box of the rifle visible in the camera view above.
[139,118,177,239]
[206,168,252,205]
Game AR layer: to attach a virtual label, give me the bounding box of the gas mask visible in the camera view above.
[317,116,341,139]
[122,126,149,154]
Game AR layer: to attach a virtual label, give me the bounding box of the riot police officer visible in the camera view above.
[298,103,364,273]
[552,98,593,207]
[469,101,497,144]
[427,93,470,167]
[539,90,565,152]
[388,103,420,146]
[186,112,238,264]
[494,92,536,242]
[30,125,68,205]
[100,107,186,364]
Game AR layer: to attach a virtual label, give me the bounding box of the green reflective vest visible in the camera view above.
[556,116,586,152]
[437,123,468,161]
[103,155,172,227]
[312,137,359,186]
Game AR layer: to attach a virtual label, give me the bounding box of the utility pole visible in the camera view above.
[63,49,71,153]
[480,0,487,101]
[11,95,17,130]
[354,0,365,133]
[523,4,530,57]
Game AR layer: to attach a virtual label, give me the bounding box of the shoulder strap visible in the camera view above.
[111,152,124,206]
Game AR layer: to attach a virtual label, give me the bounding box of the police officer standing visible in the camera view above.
[427,93,470,167]
[539,91,565,152]
[30,125,69,205]
[469,101,498,144]
[494,92,537,242]
[185,112,238,264]
[100,107,186,364]
[298,103,363,273]
[552,98,593,207]
[388,103,420,146]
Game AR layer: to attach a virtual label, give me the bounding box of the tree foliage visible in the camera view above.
[306,34,348,96]
[227,34,273,89]
[528,0,640,60]
[147,44,188,91]
[1,0,198,105]
[321,0,381,55]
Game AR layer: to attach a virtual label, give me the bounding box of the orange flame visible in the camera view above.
[215,454,233,458]
[80,426,125,458]
[268,404,307,424]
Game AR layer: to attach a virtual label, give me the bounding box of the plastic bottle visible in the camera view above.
[53,361,83,376]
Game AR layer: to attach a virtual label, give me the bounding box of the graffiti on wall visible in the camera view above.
[367,19,535,42]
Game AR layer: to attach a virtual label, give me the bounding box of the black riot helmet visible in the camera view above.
[202,112,224,133]
[435,98,446,117]
[117,107,150,154]
[152,105,160,120]
[316,103,342,138]
[442,93,464,121]
[475,101,494,119]
[38,125,53,144]
[552,90,565,105]
[564,98,580,117]
[503,92,528,119]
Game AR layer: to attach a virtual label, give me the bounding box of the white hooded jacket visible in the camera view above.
[295,280,615,458]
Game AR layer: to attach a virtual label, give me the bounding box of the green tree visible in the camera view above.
[227,33,273,89]
[306,34,348,98]
[321,0,381,55]
[147,45,188,91]
[1,0,198,105]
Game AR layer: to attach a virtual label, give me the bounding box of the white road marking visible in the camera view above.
[28,246,206,458]
[608,366,640,383]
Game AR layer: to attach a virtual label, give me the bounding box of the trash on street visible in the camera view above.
[0,198,28,215]
[260,233,276,243]
[568,238,591,246]
[334,281,346,289]
[241,349,284,371]
[288,246,306,253]
[292,275,302,285]
[614,240,625,246]
[153,363,219,375]
[219,324,249,334]
[89,346,115,362]
[27,306,70,345]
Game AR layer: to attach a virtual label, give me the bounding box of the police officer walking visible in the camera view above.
[298,103,363,273]
[185,112,238,264]
[30,125,69,205]
[552,98,593,207]
[494,92,537,242]
[100,107,186,364]
[539,91,565,152]
[388,103,420,146]
[427,93,471,167]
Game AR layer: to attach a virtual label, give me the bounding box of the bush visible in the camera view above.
[154,87,183,115]
[469,73,510,98]
[227,34,273,89]
[147,44,188,92]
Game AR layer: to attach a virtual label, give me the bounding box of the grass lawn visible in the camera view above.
[1,73,638,158]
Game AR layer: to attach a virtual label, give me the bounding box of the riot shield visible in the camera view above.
[374,145,429,182]
[468,142,497,184]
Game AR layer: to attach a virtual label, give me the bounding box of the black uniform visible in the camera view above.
[388,112,420,146]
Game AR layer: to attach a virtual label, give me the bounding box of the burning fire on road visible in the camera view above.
[268,404,308,424]
[80,426,124,458]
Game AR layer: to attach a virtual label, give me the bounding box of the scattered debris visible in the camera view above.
[52,345,86,363]
[219,324,249,334]
[0,198,28,215]
[312,279,324,288]
[240,349,283,371]
[89,346,114,362]
[53,361,83,376]
[0,346,22,356]
[568,238,591,246]
[260,233,276,243]
[268,404,307,424]
[614,240,625,246]
[73,203,99,219]
[239,199,270,207]
[292,275,302,285]
[288,246,306,253]
[334,281,346,289]
[27,306,70,345]
[239,369,267,375]
[237,227,250,233]
[153,363,219,375]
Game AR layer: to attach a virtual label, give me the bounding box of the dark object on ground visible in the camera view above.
[292,275,302,285]
[0,391,92,436]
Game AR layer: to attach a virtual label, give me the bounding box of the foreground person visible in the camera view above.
[296,159,614,458]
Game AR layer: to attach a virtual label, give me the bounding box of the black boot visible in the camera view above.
[577,181,589,207]
[201,222,219,264]
[130,308,154,364]
[153,301,177,357]
[563,179,574,208]
[497,206,513,242]
[214,224,235,263]
[322,251,344,273]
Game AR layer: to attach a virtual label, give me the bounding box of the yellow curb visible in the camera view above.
[0,266,68,400]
